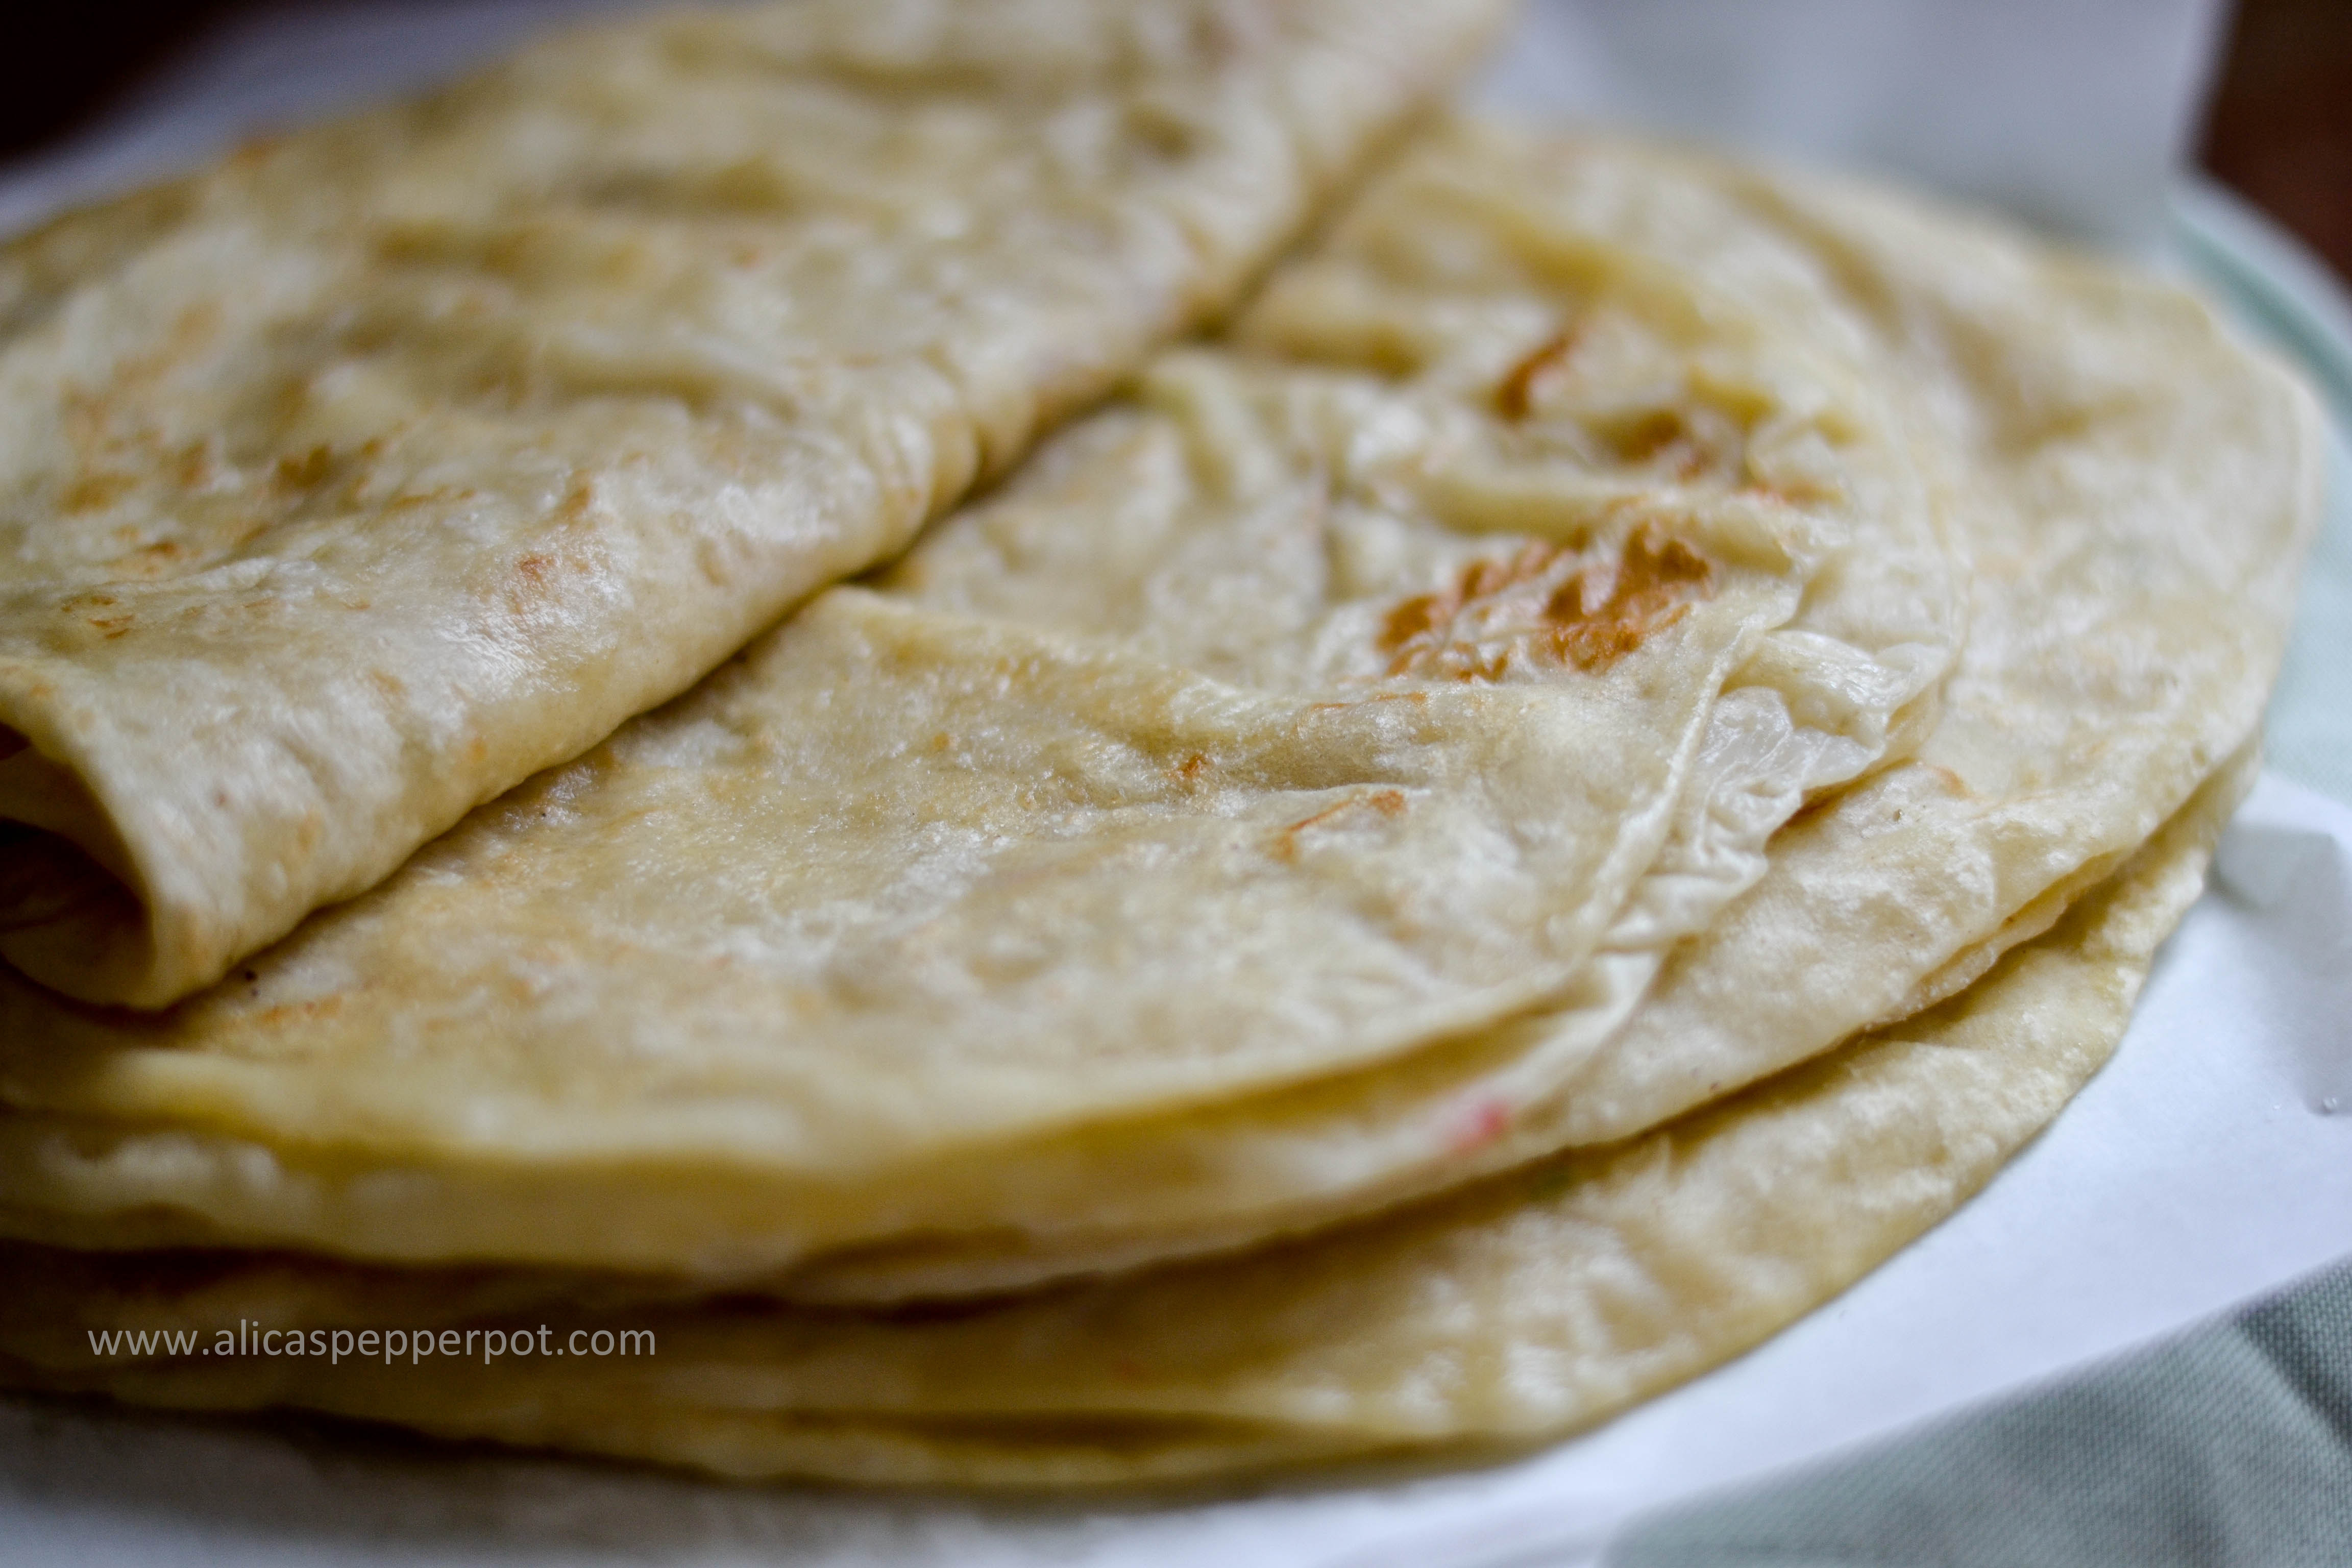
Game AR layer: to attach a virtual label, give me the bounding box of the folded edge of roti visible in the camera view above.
[715,129,2325,1301]
[0,746,2255,1487]
[1,122,2313,1292]
[0,0,1513,1007]
[0,121,1956,1279]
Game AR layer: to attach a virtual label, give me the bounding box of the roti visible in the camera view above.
[0,0,1510,1007]
[0,121,2314,1294]
[780,127,2322,1300]
[0,122,1957,1279]
[0,116,2318,1496]
[0,748,2255,1486]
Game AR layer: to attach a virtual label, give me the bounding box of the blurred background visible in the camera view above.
[2207,0,2352,276]
[1,0,2345,280]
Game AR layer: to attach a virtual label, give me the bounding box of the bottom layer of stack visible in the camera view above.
[0,753,2250,1485]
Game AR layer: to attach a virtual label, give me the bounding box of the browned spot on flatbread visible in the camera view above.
[554,475,598,526]
[1608,409,1689,465]
[1496,327,1580,420]
[384,485,475,513]
[514,552,564,609]
[1544,526,1712,670]
[272,444,336,494]
[1378,541,1561,659]
[1378,525,1713,682]
[251,994,345,1028]
[1923,765,1975,799]
[1271,789,1407,862]
[496,549,573,625]
[174,438,219,489]
[60,472,137,512]
[1743,478,1833,508]
[104,537,188,580]
[57,592,136,641]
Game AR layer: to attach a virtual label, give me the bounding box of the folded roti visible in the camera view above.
[4,120,2316,1292]
[0,748,2254,1486]
[0,0,1511,1008]
[0,124,1954,1277]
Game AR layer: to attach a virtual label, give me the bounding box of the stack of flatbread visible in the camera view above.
[0,0,2323,1488]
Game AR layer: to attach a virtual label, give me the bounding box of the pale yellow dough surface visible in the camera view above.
[0,121,2315,1289]
[779,128,2319,1301]
[0,750,2252,1487]
[0,120,1964,1278]
[0,0,1510,1006]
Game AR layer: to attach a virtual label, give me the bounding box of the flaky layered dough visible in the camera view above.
[0,753,2252,1487]
[0,0,1512,1007]
[0,121,1969,1278]
[4,120,2320,1290]
[781,129,2322,1300]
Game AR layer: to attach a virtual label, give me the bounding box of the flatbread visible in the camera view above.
[0,747,2254,1487]
[0,117,1963,1278]
[0,199,1923,1283]
[738,127,2322,1301]
[0,0,1511,1007]
[5,119,2315,1294]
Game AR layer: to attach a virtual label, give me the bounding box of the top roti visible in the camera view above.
[0,0,1511,1007]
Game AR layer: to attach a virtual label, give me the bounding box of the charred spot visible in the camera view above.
[502,553,562,617]
[1378,525,1713,682]
[1378,541,1564,668]
[1123,101,1202,163]
[174,439,219,489]
[1542,526,1712,671]
[1742,478,1833,508]
[55,591,138,639]
[105,537,190,581]
[60,472,138,512]
[252,995,345,1028]
[1377,592,1449,655]
[1494,328,1579,420]
[554,476,599,526]
[1604,408,1690,466]
[1271,789,1409,862]
[272,444,337,494]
